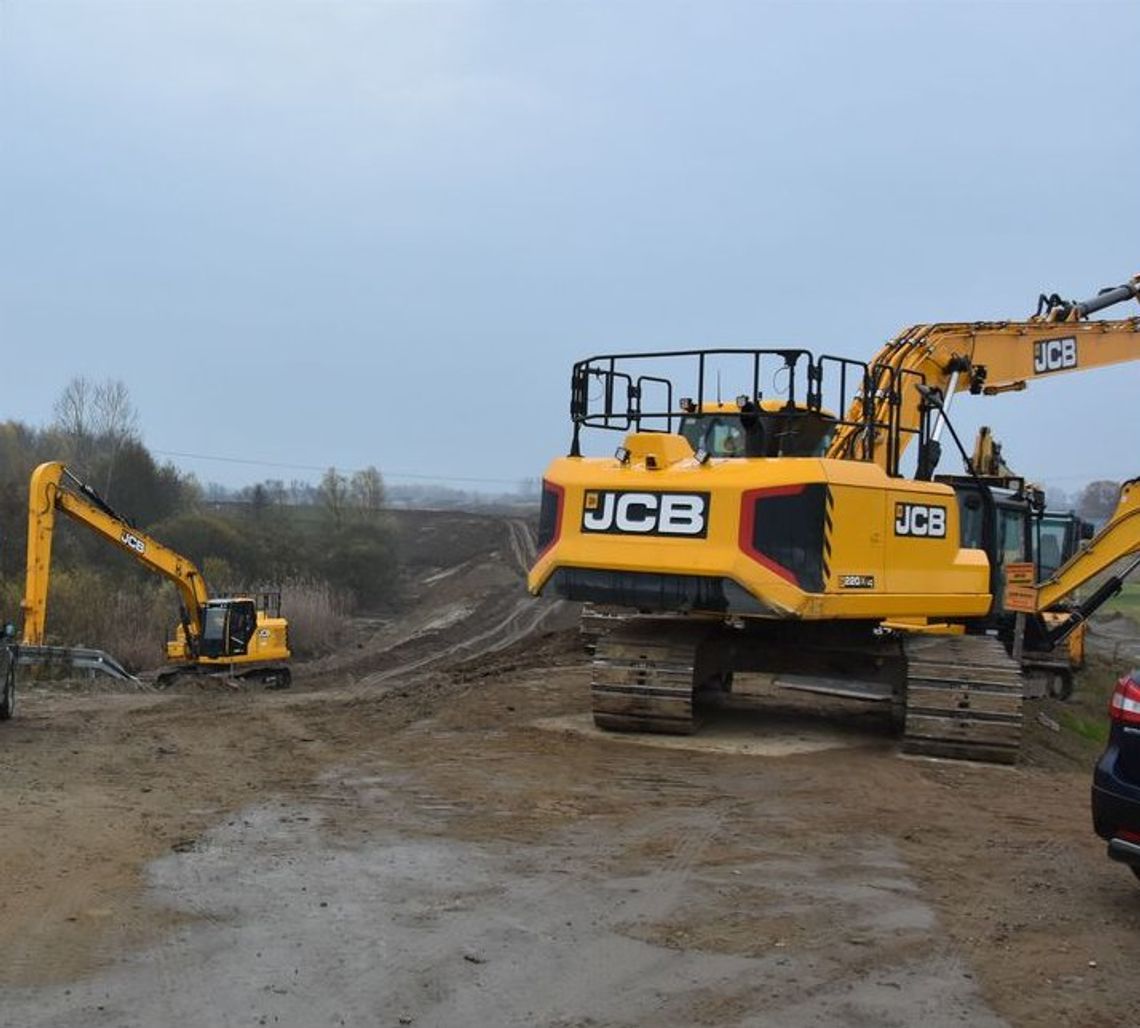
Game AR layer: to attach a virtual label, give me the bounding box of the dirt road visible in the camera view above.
[2,512,1139,1027]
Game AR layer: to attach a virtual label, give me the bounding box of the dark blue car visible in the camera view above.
[1093,669,1140,879]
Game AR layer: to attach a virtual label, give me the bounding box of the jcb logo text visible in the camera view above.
[894,503,946,539]
[582,491,709,537]
[121,531,147,555]
[1033,337,1077,374]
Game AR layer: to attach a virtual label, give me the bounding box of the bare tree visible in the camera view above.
[52,377,94,461]
[350,466,386,517]
[93,379,139,442]
[1076,480,1122,524]
[319,467,350,526]
[53,377,140,494]
[263,479,288,507]
[93,379,140,497]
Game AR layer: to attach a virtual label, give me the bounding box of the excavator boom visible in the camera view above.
[21,462,209,646]
[828,275,1140,473]
[1037,478,1140,613]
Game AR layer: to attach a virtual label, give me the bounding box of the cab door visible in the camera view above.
[199,600,257,659]
[223,600,257,657]
[994,502,1031,614]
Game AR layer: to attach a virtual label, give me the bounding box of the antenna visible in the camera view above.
[716,370,721,405]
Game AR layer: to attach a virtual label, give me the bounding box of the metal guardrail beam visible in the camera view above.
[14,645,139,682]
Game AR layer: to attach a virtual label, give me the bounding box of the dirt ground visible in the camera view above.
[3,511,1140,1027]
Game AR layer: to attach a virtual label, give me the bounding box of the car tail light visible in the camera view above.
[1108,673,1140,725]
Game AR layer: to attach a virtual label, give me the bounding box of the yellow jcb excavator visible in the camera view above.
[528,273,1140,763]
[19,461,291,690]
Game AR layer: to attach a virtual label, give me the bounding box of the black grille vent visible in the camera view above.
[747,485,827,592]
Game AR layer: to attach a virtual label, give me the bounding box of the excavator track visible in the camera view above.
[590,617,709,735]
[902,634,1024,764]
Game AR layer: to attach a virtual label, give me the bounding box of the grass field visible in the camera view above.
[1102,582,1140,618]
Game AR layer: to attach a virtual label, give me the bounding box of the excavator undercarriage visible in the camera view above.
[586,612,1024,763]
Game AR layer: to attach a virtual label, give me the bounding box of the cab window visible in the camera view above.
[679,412,835,458]
[1037,520,1068,579]
[998,507,1028,567]
[203,607,227,642]
[957,492,985,550]
[679,416,744,456]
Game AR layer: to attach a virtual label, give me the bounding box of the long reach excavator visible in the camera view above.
[528,273,1140,763]
[18,461,291,692]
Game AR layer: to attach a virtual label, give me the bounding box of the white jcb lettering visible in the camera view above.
[1033,337,1078,374]
[615,493,658,533]
[120,531,146,555]
[581,491,709,536]
[658,494,705,535]
[895,504,947,539]
[582,493,615,532]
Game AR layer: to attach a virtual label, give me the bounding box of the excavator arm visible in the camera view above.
[828,274,1140,473]
[1036,477,1140,615]
[21,461,210,648]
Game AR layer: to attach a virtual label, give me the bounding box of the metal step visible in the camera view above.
[774,673,894,704]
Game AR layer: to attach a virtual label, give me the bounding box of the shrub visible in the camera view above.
[279,580,350,658]
[38,569,175,670]
[318,520,399,609]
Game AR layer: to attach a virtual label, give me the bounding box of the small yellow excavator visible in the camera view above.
[19,461,291,690]
[528,273,1140,763]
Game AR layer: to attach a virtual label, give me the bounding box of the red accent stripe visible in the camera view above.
[534,480,564,563]
[738,485,806,587]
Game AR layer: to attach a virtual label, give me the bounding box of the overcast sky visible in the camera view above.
[1,1,1137,495]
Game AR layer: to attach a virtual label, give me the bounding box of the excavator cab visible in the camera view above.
[945,479,1034,609]
[942,474,1096,694]
[1036,513,1094,580]
[947,476,1097,610]
[198,599,258,659]
[678,400,838,459]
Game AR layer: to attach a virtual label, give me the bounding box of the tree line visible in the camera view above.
[0,378,399,665]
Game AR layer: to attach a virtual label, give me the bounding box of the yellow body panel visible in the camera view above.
[166,613,291,665]
[529,432,991,620]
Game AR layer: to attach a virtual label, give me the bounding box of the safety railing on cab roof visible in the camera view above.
[567,347,928,478]
[211,588,283,617]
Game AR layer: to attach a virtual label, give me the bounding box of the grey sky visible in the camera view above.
[2,1,1137,494]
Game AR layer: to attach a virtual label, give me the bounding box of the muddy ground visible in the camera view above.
[2,510,1139,1027]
